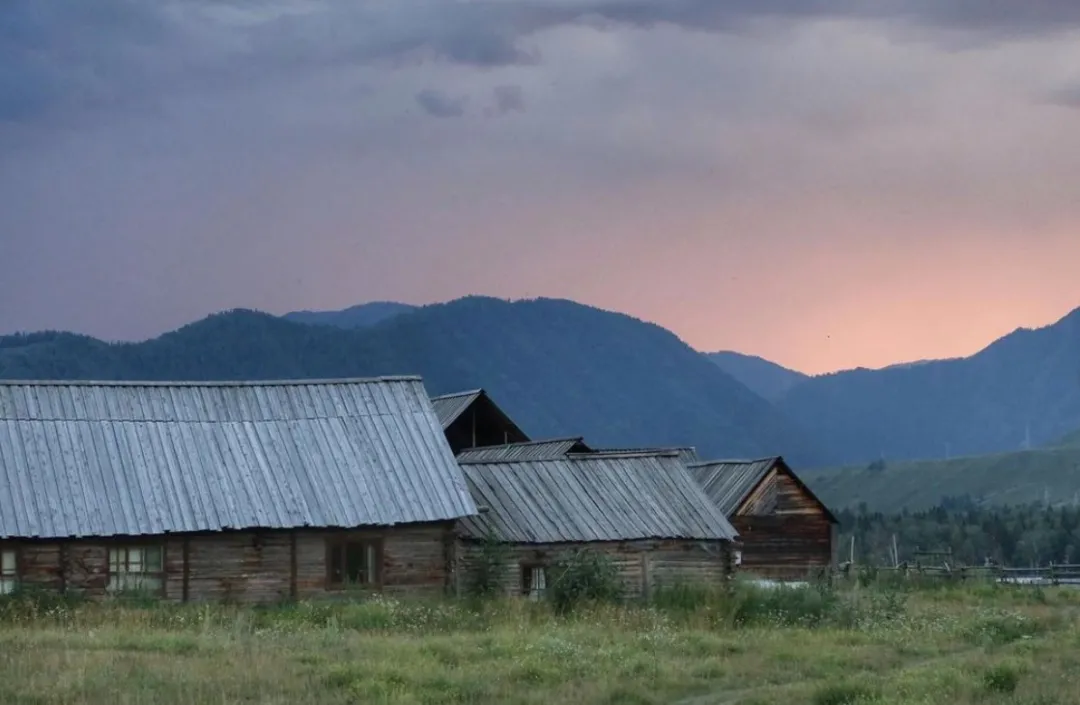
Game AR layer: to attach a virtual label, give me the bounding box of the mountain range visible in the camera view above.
[0,297,821,465]
[3,297,1079,473]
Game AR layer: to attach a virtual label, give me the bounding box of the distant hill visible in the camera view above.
[282,301,415,328]
[706,351,808,402]
[803,446,1080,513]
[0,296,823,465]
[1053,427,1080,448]
[777,306,1080,466]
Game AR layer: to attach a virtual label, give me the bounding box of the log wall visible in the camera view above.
[456,538,732,598]
[0,521,454,603]
[733,469,835,580]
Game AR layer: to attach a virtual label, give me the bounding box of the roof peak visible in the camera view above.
[0,376,423,388]
[429,388,484,400]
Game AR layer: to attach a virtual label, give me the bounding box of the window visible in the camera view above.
[521,564,546,601]
[108,546,164,594]
[0,549,17,595]
[327,539,381,588]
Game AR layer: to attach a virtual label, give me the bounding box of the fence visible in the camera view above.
[837,561,1080,586]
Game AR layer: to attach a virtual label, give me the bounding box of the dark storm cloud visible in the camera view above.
[416,88,467,118]
[6,0,1080,133]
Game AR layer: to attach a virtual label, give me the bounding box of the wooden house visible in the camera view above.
[687,456,838,580]
[0,377,478,603]
[429,389,530,453]
[455,448,739,599]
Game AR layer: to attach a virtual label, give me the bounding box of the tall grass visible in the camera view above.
[0,579,1076,704]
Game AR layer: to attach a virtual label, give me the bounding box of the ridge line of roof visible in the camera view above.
[461,449,681,464]
[457,436,583,449]
[688,456,781,468]
[429,389,484,400]
[0,376,424,387]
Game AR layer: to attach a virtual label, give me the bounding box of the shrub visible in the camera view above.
[547,549,622,614]
[982,663,1021,694]
[811,681,880,705]
[467,533,511,598]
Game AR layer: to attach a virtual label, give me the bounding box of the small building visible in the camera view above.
[0,377,477,602]
[429,389,530,453]
[687,456,838,580]
[455,449,739,599]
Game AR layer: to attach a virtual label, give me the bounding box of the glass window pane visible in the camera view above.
[0,578,15,595]
[109,548,122,572]
[140,576,163,592]
[345,543,365,583]
[1,550,15,575]
[366,544,378,584]
[145,547,163,572]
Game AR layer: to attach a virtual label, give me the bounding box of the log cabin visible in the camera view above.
[687,456,838,581]
[429,389,530,453]
[455,449,738,599]
[0,377,478,603]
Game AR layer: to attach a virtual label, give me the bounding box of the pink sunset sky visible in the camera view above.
[2,1,1079,375]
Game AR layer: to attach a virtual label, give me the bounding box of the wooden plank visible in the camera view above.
[182,537,190,603]
[289,531,297,600]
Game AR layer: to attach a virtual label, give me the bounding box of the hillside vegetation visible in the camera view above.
[0,297,821,464]
[777,306,1080,466]
[804,446,1080,513]
[282,301,415,328]
[705,351,808,402]
[0,583,1077,704]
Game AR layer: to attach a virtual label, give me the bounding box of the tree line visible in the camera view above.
[836,496,1080,568]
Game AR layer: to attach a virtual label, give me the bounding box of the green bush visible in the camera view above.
[982,663,1021,694]
[467,533,511,598]
[547,549,622,614]
[812,681,880,705]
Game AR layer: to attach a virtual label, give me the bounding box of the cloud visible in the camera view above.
[415,88,467,117]
[8,0,1080,135]
[491,85,526,115]
[1047,82,1080,108]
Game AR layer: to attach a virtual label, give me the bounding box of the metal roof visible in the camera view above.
[0,377,477,539]
[429,389,483,429]
[590,446,700,465]
[455,438,590,463]
[686,457,779,517]
[458,451,738,543]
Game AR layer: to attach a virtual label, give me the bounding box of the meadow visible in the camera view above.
[1,580,1079,705]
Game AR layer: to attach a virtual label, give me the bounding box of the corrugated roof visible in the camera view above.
[0,377,477,539]
[458,451,738,543]
[455,438,590,463]
[429,389,482,429]
[687,457,781,517]
[590,446,700,465]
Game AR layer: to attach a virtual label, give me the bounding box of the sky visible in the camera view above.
[2,1,1080,375]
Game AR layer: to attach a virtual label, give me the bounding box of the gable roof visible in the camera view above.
[429,388,529,439]
[458,450,738,543]
[0,377,477,539]
[455,437,592,463]
[688,456,837,523]
[430,389,485,428]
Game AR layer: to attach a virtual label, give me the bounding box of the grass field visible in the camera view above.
[1,581,1079,705]
[803,445,1080,512]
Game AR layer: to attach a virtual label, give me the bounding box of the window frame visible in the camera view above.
[520,561,548,600]
[0,544,20,596]
[324,536,384,590]
[106,541,166,597]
